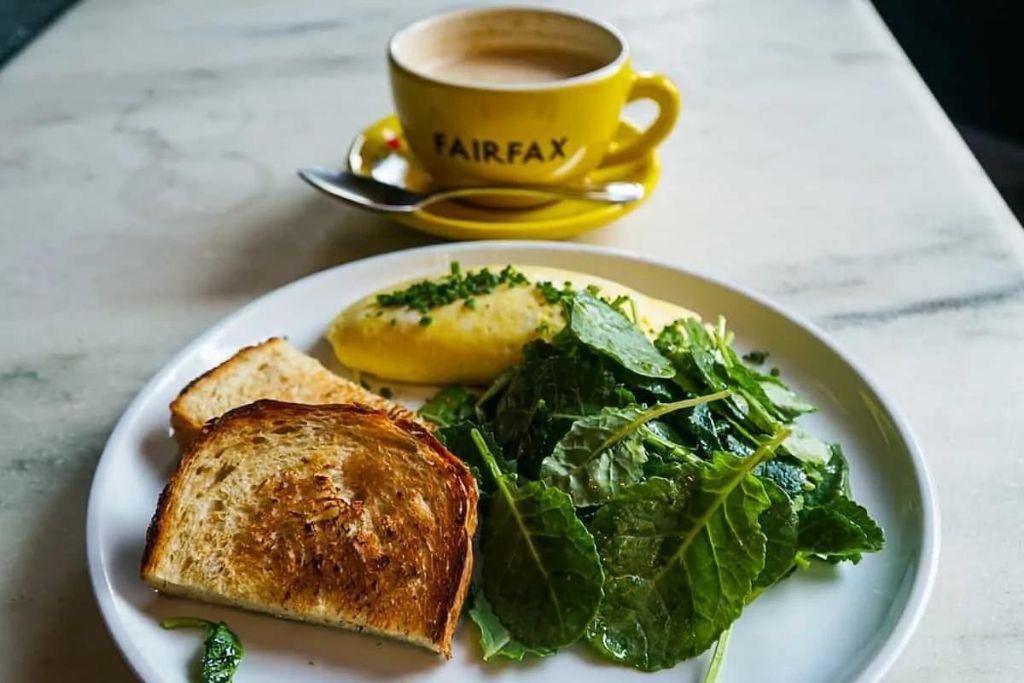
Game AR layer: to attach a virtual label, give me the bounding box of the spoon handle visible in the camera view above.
[426,181,645,207]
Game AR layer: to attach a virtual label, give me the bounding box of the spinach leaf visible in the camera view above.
[568,290,675,379]
[436,422,511,495]
[472,430,604,649]
[797,496,884,564]
[419,385,477,427]
[468,589,555,661]
[161,618,244,683]
[754,479,799,589]
[586,432,786,671]
[539,390,731,506]
[493,342,628,477]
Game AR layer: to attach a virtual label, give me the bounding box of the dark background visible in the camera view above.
[872,0,1023,220]
[1,0,1021,220]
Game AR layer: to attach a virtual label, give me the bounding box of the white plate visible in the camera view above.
[87,241,939,683]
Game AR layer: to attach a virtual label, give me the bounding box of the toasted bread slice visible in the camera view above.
[142,400,478,656]
[169,337,417,447]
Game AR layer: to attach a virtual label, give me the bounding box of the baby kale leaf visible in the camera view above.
[797,497,884,564]
[419,385,477,427]
[586,432,787,671]
[754,479,800,589]
[472,430,604,649]
[755,457,809,500]
[539,391,730,506]
[468,589,555,661]
[493,341,628,478]
[435,422,511,495]
[802,444,851,507]
[568,290,675,379]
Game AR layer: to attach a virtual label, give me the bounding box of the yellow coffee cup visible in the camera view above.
[388,7,680,194]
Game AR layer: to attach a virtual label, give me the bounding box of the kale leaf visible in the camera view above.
[802,444,851,507]
[472,430,604,649]
[161,617,244,683]
[435,422,511,495]
[794,444,883,563]
[797,496,884,564]
[655,318,816,439]
[419,385,477,427]
[586,433,786,671]
[538,391,730,506]
[754,479,800,589]
[468,589,555,661]
[781,427,832,466]
[493,341,628,477]
[759,379,816,420]
[755,457,809,499]
[568,290,675,379]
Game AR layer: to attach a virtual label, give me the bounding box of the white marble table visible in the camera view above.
[2,0,1022,680]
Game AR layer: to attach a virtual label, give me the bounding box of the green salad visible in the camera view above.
[420,289,884,676]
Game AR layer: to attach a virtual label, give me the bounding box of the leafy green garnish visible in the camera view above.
[161,618,244,683]
[435,423,512,495]
[468,589,555,661]
[798,496,884,564]
[535,280,575,304]
[760,379,815,419]
[742,350,769,365]
[782,427,832,466]
[755,457,809,499]
[568,290,675,379]
[656,318,811,433]
[375,263,529,314]
[419,385,477,427]
[493,341,630,478]
[802,444,851,507]
[754,479,800,589]
[586,432,786,671]
[538,391,731,506]
[472,429,605,649]
[394,279,883,674]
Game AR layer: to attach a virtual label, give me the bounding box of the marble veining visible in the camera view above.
[822,280,1024,329]
[1,0,1023,681]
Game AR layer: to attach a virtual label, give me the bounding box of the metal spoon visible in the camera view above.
[297,167,645,213]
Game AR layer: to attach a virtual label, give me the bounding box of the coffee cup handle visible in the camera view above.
[600,72,681,167]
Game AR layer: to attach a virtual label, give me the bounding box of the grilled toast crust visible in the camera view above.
[142,400,477,656]
[168,338,419,447]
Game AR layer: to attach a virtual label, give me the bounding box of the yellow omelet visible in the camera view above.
[325,265,700,385]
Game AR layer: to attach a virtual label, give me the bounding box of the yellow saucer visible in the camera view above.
[346,114,660,241]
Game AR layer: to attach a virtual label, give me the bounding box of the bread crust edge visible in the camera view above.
[167,337,288,448]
